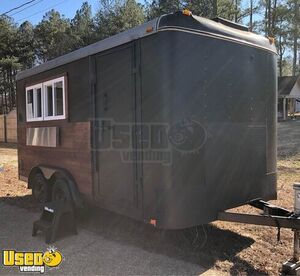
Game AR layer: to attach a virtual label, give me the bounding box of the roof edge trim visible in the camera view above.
[16,18,159,81]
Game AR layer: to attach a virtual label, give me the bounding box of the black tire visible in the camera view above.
[51,177,72,203]
[31,172,49,204]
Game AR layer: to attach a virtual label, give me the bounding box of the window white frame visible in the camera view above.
[25,76,66,122]
[43,77,66,121]
[26,83,43,122]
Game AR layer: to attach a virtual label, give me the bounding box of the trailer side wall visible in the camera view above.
[17,57,93,196]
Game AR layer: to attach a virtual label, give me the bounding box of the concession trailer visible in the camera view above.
[16,11,278,230]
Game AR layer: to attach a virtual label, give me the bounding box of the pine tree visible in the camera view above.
[17,21,35,69]
[71,2,96,49]
[95,0,145,39]
[0,16,20,113]
[34,10,73,62]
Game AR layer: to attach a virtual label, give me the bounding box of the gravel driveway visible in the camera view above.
[0,202,225,275]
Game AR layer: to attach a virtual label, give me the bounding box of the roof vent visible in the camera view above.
[212,17,249,32]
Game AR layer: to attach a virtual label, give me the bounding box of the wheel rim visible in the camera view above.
[33,180,46,203]
[53,187,67,202]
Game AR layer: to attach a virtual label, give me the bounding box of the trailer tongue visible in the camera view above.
[218,183,300,275]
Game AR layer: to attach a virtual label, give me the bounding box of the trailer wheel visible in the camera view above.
[52,177,72,203]
[32,172,49,204]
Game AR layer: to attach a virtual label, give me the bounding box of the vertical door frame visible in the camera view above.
[134,40,144,217]
[90,41,143,219]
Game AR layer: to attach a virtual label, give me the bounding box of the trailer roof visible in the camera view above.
[16,11,276,81]
[278,76,300,98]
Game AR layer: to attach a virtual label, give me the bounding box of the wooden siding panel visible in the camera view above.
[18,121,93,196]
[0,110,17,143]
[0,116,4,142]
[6,114,17,143]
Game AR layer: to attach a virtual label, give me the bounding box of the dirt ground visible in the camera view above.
[1,119,300,275]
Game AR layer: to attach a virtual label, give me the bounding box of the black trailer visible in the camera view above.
[17,11,277,230]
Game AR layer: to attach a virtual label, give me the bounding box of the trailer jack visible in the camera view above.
[218,183,300,275]
[282,228,300,275]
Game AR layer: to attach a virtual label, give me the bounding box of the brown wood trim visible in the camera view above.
[17,120,93,196]
[64,73,69,120]
[21,119,68,128]
[24,72,68,87]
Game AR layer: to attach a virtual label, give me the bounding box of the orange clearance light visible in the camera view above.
[268,36,275,45]
[182,9,192,16]
[146,26,154,33]
[150,219,157,227]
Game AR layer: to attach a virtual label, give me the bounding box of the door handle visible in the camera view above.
[101,120,113,130]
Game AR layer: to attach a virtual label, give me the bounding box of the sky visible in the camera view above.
[0,0,101,25]
[0,0,259,27]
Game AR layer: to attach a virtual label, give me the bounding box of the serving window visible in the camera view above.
[26,84,43,122]
[25,76,66,122]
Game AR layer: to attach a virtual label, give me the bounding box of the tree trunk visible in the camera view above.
[292,0,299,76]
[249,0,253,31]
[234,0,238,22]
[213,0,218,17]
[0,91,3,114]
[267,0,271,36]
[271,0,277,36]
[9,68,13,111]
[3,70,8,115]
[279,35,283,76]
[264,1,268,36]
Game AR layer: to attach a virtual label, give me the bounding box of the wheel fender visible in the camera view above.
[28,166,83,209]
[28,167,44,189]
[49,170,83,209]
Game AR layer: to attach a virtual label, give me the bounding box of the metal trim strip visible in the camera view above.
[158,26,277,54]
